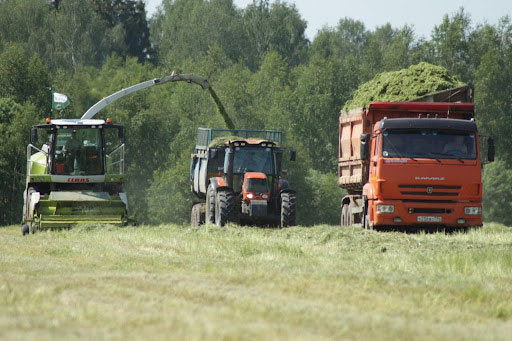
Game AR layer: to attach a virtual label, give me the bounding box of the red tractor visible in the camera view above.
[190,129,296,227]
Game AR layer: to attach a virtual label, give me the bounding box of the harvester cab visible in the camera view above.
[190,128,296,228]
[22,118,127,234]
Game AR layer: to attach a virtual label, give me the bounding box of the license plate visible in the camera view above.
[417,216,442,223]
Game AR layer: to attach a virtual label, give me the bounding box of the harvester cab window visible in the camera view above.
[104,126,124,175]
[55,127,102,175]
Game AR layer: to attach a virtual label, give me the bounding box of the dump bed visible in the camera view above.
[338,101,475,191]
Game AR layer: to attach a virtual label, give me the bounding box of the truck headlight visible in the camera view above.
[247,193,254,199]
[464,207,482,215]
[376,205,394,213]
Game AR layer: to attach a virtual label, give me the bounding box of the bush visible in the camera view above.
[482,159,512,226]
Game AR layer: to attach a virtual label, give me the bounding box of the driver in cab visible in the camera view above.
[63,130,81,172]
[443,135,467,156]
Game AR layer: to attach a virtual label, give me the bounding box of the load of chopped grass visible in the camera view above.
[343,62,464,112]
[208,136,245,147]
[208,136,281,147]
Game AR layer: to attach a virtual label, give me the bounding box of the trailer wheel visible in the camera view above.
[215,191,234,227]
[280,192,296,228]
[191,204,202,227]
[206,185,216,224]
[21,224,29,236]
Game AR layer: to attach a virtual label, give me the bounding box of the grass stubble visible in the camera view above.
[1,223,511,340]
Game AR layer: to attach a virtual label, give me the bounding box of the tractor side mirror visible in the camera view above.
[209,148,218,159]
[487,137,495,162]
[30,128,38,145]
[290,150,296,161]
[360,134,370,160]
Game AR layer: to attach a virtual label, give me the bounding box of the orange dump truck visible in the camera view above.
[338,85,495,230]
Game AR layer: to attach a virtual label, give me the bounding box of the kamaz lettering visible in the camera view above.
[414,176,445,181]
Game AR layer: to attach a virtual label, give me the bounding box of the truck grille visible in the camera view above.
[399,184,460,197]
[408,207,452,214]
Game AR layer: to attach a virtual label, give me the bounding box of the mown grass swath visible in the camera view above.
[1,223,511,339]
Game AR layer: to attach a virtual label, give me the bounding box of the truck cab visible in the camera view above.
[339,99,494,231]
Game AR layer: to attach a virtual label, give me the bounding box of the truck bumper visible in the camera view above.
[372,200,483,227]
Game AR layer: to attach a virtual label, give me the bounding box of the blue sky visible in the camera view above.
[144,0,511,40]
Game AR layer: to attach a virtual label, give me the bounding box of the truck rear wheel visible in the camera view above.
[215,191,234,227]
[206,185,216,224]
[280,192,296,228]
[341,204,349,226]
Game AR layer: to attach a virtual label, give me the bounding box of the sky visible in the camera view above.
[144,0,511,40]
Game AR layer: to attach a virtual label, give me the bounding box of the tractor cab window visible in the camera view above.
[233,147,274,174]
[54,127,102,175]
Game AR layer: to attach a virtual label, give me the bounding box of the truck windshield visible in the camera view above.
[232,147,274,174]
[381,129,477,160]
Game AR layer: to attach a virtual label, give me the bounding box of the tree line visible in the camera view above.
[0,0,511,226]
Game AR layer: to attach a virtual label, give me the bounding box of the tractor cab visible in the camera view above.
[190,128,296,227]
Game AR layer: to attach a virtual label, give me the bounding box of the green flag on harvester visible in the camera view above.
[52,91,70,110]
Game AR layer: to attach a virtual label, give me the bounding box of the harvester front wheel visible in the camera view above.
[21,224,29,236]
[206,185,216,224]
[215,191,234,227]
[280,192,296,228]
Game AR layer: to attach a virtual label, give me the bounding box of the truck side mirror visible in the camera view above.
[290,150,296,161]
[360,134,370,160]
[487,137,495,162]
[30,128,38,145]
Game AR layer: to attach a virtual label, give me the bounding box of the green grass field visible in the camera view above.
[1,223,512,340]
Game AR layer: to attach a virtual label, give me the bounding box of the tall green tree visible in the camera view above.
[92,0,155,64]
[431,8,472,81]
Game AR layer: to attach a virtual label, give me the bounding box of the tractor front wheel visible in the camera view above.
[215,191,234,227]
[206,185,216,224]
[280,192,296,228]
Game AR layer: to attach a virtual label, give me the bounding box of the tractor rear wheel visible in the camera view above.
[206,185,216,224]
[280,192,296,228]
[215,191,234,227]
